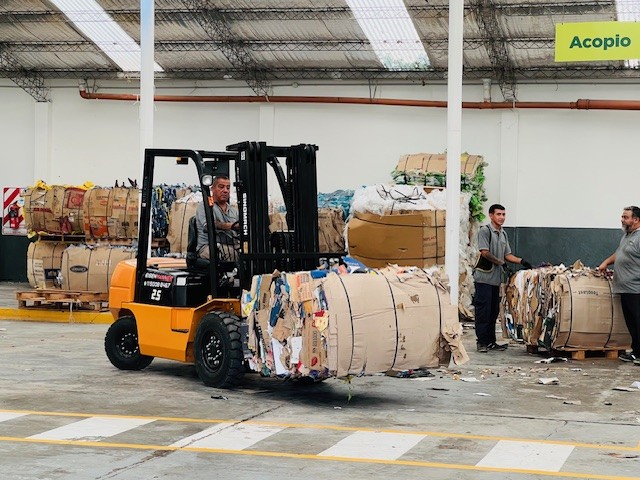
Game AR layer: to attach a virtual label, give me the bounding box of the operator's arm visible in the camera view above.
[598,253,616,272]
[478,226,504,265]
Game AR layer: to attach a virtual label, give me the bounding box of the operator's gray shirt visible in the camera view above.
[195,201,239,254]
[612,228,640,294]
[472,224,512,287]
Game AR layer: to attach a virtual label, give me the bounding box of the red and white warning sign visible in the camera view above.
[2,187,27,236]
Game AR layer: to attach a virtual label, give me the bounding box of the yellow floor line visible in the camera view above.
[2,408,639,453]
[0,435,637,480]
[0,308,112,324]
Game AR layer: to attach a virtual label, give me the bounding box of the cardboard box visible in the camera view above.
[167,200,199,254]
[347,210,445,268]
[397,153,483,176]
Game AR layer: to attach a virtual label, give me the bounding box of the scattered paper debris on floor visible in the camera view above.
[613,387,637,392]
[571,368,583,372]
[630,381,640,389]
[474,392,491,396]
[538,377,560,385]
[535,357,568,364]
[563,400,581,405]
[460,377,480,382]
[211,395,228,400]
[545,394,567,400]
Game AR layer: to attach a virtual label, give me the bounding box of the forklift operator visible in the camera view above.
[195,175,240,261]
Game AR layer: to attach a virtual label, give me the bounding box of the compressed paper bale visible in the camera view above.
[24,186,86,234]
[26,241,68,288]
[61,244,136,293]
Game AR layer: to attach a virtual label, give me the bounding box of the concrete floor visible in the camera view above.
[1,283,640,479]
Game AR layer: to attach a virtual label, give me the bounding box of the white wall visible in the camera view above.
[1,79,638,229]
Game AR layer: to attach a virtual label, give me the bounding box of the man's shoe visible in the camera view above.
[634,358,640,366]
[619,352,638,362]
[477,344,488,353]
[487,342,508,351]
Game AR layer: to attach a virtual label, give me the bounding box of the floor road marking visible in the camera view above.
[477,440,575,472]
[0,435,638,480]
[170,422,284,450]
[0,412,26,423]
[318,431,426,460]
[28,416,155,441]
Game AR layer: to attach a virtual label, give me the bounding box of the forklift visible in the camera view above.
[105,141,340,388]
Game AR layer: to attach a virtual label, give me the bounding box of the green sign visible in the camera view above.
[555,21,640,62]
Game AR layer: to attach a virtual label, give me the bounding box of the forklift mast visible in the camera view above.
[134,142,333,302]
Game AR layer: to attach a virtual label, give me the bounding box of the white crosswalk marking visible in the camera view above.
[318,431,426,461]
[171,422,285,450]
[0,412,27,422]
[476,440,575,471]
[28,416,154,441]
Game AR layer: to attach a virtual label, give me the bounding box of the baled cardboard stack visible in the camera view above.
[83,187,139,240]
[23,184,86,234]
[61,245,136,293]
[26,241,68,288]
[244,266,468,380]
[503,262,631,351]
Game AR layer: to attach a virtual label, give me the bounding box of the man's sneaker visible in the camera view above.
[487,342,508,351]
[619,352,638,362]
[477,344,488,353]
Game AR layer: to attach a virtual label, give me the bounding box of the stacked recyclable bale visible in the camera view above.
[23,181,139,295]
[503,261,631,351]
[345,153,487,320]
[243,265,468,380]
[166,189,201,255]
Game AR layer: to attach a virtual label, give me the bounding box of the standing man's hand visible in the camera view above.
[597,262,608,273]
[521,260,533,269]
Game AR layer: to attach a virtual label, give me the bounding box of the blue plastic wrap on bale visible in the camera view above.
[317,190,354,220]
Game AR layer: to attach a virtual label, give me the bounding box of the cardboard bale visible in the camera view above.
[23,186,85,234]
[347,210,445,268]
[552,274,630,350]
[26,241,68,288]
[396,153,483,177]
[503,264,631,350]
[244,267,467,380]
[167,200,199,254]
[83,187,138,240]
[61,244,136,293]
[318,207,345,253]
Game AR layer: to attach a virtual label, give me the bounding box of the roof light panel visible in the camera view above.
[346,0,430,70]
[49,0,162,72]
[615,0,640,67]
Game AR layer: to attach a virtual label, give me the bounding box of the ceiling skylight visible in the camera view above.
[50,0,163,72]
[346,0,430,70]
[616,0,640,68]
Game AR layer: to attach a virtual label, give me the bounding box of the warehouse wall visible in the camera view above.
[1,79,637,278]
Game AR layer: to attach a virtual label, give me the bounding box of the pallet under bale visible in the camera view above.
[243,265,469,381]
[17,289,108,311]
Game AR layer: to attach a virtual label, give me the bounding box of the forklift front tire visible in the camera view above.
[105,316,154,371]
[194,312,244,388]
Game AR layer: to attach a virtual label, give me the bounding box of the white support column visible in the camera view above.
[34,101,52,182]
[140,0,154,171]
[499,109,519,224]
[140,0,155,255]
[258,104,276,144]
[445,0,464,305]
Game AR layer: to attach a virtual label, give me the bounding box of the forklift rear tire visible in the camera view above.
[105,316,154,371]
[194,312,244,388]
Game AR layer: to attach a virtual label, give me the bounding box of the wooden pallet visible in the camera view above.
[17,289,108,311]
[526,344,624,360]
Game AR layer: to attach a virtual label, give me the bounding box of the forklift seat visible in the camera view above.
[186,216,210,270]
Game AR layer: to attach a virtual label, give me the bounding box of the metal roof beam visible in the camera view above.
[181,1,270,95]
[470,0,518,100]
[495,1,615,16]
[0,45,49,102]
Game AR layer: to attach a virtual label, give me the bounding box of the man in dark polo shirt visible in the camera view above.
[473,204,532,353]
[598,206,640,364]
